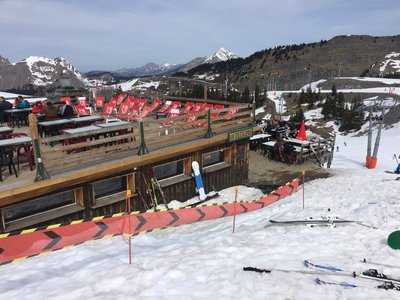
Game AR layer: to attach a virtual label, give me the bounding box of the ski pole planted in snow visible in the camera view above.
[232,186,239,233]
[125,189,133,265]
[302,170,305,209]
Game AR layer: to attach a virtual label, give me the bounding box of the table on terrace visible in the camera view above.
[38,119,74,137]
[284,138,310,147]
[38,115,104,137]
[70,115,104,125]
[0,136,32,181]
[4,108,32,127]
[63,125,100,135]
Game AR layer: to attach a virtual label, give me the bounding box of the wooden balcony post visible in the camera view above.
[29,113,50,181]
[204,109,214,138]
[137,120,149,155]
[252,100,256,123]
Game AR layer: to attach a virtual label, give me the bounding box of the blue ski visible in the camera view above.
[315,277,357,288]
[192,161,206,201]
[304,260,343,272]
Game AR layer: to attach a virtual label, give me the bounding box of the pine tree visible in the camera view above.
[298,90,306,105]
[254,84,263,107]
[322,95,335,120]
[292,108,305,123]
[331,84,337,97]
[336,92,345,116]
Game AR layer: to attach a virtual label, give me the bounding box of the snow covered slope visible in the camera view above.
[1,124,400,299]
[377,52,400,76]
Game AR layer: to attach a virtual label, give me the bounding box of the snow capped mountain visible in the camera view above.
[86,47,240,81]
[0,55,11,66]
[204,47,239,64]
[114,62,181,77]
[21,56,85,86]
[0,55,86,90]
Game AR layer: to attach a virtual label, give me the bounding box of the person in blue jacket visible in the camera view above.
[15,96,31,109]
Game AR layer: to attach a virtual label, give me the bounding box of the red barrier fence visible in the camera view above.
[0,178,299,265]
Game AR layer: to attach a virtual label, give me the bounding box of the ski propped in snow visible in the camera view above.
[191,160,219,202]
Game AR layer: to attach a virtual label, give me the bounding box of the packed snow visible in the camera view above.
[266,91,289,113]
[337,77,400,85]
[301,79,327,92]
[133,81,160,91]
[1,124,400,299]
[304,107,323,120]
[113,79,139,92]
[193,73,220,81]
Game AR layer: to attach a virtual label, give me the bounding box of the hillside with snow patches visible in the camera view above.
[376,52,400,76]
[0,115,400,299]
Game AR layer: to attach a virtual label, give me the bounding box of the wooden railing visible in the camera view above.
[38,104,254,175]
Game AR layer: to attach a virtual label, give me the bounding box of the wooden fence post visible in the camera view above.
[29,114,50,181]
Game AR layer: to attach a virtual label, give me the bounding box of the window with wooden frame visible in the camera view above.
[91,174,134,208]
[236,143,247,162]
[202,147,232,172]
[202,150,224,168]
[1,188,84,232]
[154,159,184,180]
[153,158,191,186]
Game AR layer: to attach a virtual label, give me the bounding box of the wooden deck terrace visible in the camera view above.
[0,100,254,207]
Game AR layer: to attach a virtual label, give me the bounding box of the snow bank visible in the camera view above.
[266,91,288,113]
[337,76,400,85]
[113,79,139,92]
[304,107,323,120]
[301,79,327,92]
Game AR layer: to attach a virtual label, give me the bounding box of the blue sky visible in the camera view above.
[1,0,399,71]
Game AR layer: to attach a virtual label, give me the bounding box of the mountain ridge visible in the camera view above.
[84,47,239,80]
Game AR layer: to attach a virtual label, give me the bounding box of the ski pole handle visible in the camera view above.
[243,267,271,274]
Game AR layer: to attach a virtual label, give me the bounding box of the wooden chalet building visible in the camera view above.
[0,97,255,233]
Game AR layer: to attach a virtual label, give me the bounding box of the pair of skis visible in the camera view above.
[266,217,377,229]
[244,259,400,291]
[304,260,400,290]
[141,173,169,211]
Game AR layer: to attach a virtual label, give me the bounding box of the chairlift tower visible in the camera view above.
[365,93,399,168]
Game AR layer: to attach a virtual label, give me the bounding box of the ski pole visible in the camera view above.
[232,186,239,233]
[302,170,305,209]
[126,189,132,265]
